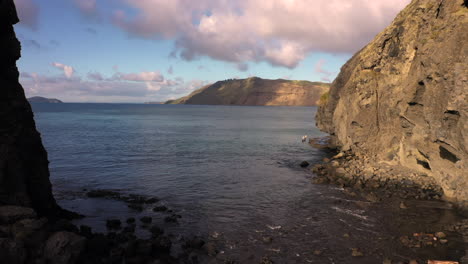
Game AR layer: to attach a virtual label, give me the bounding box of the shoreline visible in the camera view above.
[308,137,468,263]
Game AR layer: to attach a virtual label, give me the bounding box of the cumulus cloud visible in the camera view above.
[112,0,410,68]
[52,62,75,78]
[13,0,39,30]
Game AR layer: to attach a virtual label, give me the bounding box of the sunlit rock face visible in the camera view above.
[167,77,330,106]
[316,0,468,206]
[0,0,59,215]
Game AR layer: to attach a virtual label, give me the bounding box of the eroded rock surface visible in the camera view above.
[316,0,468,207]
[0,0,59,215]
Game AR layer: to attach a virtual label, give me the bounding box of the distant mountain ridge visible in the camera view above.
[28,96,63,103]
[165,77,330,106]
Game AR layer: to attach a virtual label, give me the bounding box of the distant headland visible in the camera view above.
[28,96,63,103]
[165,77,330,106]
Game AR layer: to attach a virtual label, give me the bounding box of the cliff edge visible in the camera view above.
[316,0,467,207]
[0,0,60,215]
[166,77,330,106]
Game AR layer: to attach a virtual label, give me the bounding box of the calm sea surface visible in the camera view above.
[31,103,464,263]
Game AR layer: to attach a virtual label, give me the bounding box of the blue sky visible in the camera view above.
[14,0,409,103]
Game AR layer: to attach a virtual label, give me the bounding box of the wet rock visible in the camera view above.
[11,217,48,240]
[79,225,92,238]
[86,233,112,256]
[127,204,143,212]
[300,161,310,168]
[0,238,26,264]
[262,236,273,244]
[144,197,159,204]
[44,232,85,264]
[409,260,418,264]
[140,216,152,224]
[351,248,364,257]
[153,206,168,212]
[313,249,323,256]
[202,242,218,256]
[261,256,274,264]
[399,202,408,209]
[364,192,380,203]
[51,219,79,233]
[106,219,122,229]
[312,176,330,184]
[435,232,446,239]
[0,206,36,224]
[123,225,135,233]
[184,236,205,249]
[439,239,448,244]
[335,167,346,177]
[86,189,120,199]
[333,152,345,159]
[382,259,393,264]
[151,236,172,253]
[125,195,147,204]
[149,225,163,237]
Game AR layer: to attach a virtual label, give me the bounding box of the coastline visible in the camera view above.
[308,137,468,263]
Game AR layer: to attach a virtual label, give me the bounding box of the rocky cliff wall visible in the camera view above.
[0,0,60,215]
[316,0,467,206]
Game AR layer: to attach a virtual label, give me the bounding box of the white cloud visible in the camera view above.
[51,62,75,78]
[112,0,411,68]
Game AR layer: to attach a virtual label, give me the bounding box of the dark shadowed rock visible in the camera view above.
[44,232,85,264]
[300,161,310,167]
[0,0,61,216]
[106,219,122,229]
[140,216,152,224]
[0,238,26,264]
[0,206,36,224]
[153,205,168,212]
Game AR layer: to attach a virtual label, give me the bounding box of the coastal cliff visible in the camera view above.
[316,0,467,206]
[0,0,59,215]
[166,77,330,106]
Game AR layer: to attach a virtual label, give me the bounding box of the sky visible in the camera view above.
[14,0,411,103]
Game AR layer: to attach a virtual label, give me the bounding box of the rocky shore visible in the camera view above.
[0,190,221,264]
[307,137,468,264]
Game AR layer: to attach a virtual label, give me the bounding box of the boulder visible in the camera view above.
[0,238,26,264]
[44,232,85,264]
[0,206,36,224]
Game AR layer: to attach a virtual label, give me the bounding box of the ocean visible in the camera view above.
[30,103,462,263]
